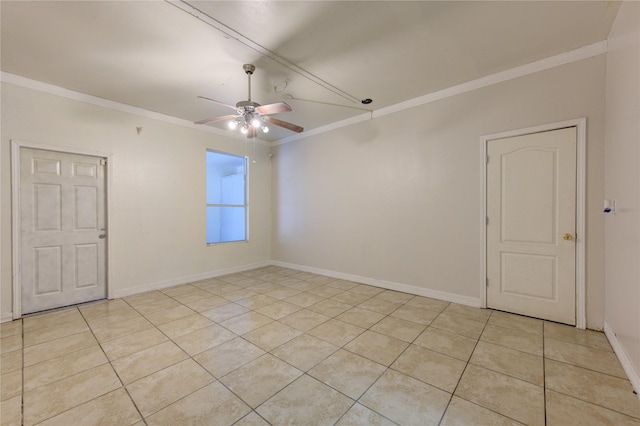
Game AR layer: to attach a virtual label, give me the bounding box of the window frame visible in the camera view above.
[205,149,249,245]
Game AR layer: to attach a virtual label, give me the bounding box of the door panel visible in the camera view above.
[20,148,107,314]
[487,127,576,325]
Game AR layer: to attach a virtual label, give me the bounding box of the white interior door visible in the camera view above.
[486,127,576,325]
[20,147,107,314]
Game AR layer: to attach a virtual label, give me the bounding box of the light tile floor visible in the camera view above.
[2,266,640,425]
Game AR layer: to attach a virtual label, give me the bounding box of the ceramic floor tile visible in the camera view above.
[91,316,154,343]
[234,411,270,425]
[171,289,216,305]
[360,369,451,425]
[23,318,89,347]
[348,284,385,297]
[255,300,302,320]
[37,388,141,426]
[545,389,640,426]
[480,323,543,356]
[392,344,466,393]
[1,334,22,355]
[279,309,331,332]
[335,403,396,426]
[470,340,544,386]
[405,295,450,312]
[0,320,22,338]
[308,275,337,284]
[306,285,347,299]
[545,359,640,419]
[123,291,171,307]
[284,292,326,308]
[455,364,545,426]
[183,295,230,312]
[23,363,121,426]
[111,341,189,384]
[242,321,302,351]
[126,358,214,417]
[23,307,82,332]
[1,369,21,401]
[264,287,302,300]
[357,297,402,315]
[370,315,426,342]
[194,337,266,378]
[308,318,366,347]
[545,337,627,378]
[201,302,249,322]
[326,279,360,290]
[173,323,237,356]
[286,281,321,292]
[308,299,353,317]
[1,350,22,375]
[375,289,414,304]
[101,327,168,361]
[196,281,242,295]
[544,321,613,351]
[83,308,142,330]
[219,354,302,408]
[78,299,131,319]
[24,345,108,391]
[440,396,524,425]
[414,327,478,361]
[443,303,491,323]
[344,330,409,366]
[330,290,374,306]
[219,312,273,335]
[159,283,200,298]
[488,311,543,335]
[257,375,353,425]
[145,381,251,426]
[143,305,195,326]
[309,349,386,399]
[335,307,386,329]
[271,334,339,372]
[0,395,22,426]
[235,294,279,310]
[156,313,214,339]
[23,331,97,367]
[133,298,183,316]
[390,304,440,325]
[430,313,486,339]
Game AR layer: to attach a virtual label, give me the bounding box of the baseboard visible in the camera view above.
[1,312,15,323]
[604,321,640,399]
[112,260,270,299]
[270,261,482,308]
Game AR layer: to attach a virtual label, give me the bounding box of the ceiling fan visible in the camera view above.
[195,64,303,137]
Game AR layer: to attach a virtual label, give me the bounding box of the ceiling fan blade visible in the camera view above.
[194,114,237,125]
[264,116,304,133]
[197,96,238,111]
[255,102,292,115]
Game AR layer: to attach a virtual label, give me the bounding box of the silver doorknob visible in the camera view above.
[98,234,106,239]
[562,233,573,241]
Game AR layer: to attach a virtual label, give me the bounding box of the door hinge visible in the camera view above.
[486,217,489,226]
[486,278,489,287]
[100,158,107,166]
[486,155,489,164]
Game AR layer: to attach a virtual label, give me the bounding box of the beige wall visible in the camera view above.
[604,0,640,389]
[0,83,272,319]
[272,57,607,329]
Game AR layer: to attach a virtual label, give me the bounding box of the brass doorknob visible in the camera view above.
[562,233,574,241]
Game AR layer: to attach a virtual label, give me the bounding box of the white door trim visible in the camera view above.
[11,140,113,319]
[480,118,586,329]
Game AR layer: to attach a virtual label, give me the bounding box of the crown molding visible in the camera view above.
[274,40,608,146]
[1,40,607,148]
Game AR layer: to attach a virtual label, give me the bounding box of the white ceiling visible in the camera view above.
[1,1,620,142]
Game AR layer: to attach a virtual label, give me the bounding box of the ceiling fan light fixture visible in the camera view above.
[228,120,238,129]
[240,126,248,134]
[262,126,269,133]
[250,116,262,128]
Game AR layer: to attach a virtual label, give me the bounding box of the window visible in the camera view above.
[206,150,247,244]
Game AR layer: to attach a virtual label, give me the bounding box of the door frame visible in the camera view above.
[480,118,586,329]
[11,140,113,319]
